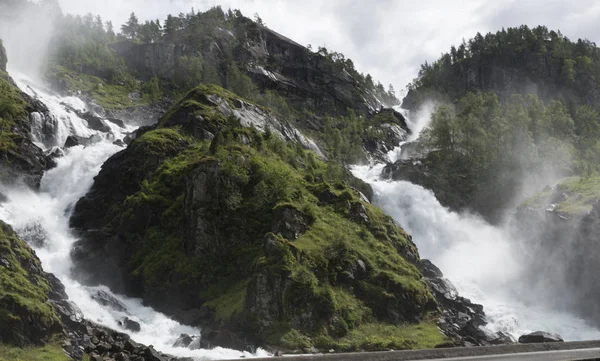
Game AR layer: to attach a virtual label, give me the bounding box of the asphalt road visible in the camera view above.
[224,341,600,361]
[420,347,600,360]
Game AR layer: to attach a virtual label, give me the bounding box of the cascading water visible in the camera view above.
[0,72,269,360]
[352,106,600,342]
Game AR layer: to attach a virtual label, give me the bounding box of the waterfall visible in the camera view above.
[351,107,600,342]
[0,72,269,360]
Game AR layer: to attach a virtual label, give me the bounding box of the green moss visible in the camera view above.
[46,65,142,109]
[524,176,600,216]
[0,221,61,344]
[95,86,441,351]
[203,280,250,321]
[0,73,27,152]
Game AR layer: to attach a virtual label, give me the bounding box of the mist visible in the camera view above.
[0,1,60,81]
[353,102,600,341]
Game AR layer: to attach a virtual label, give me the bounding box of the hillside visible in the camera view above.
[0,2,552,359]
[389,25,600,221]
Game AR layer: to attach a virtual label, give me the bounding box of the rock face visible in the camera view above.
[382,157,474,213]
[0,220,63,346]
[518,331,563,343]
[111,17,387,117]
[419,259,514,346]
[363,108,410,162]
[70,84,441,351]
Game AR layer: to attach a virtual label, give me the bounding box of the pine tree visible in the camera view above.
[121,12,140,40]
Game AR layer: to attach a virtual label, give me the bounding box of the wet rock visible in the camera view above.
[420,259,443,278]
[113,139,126,147]
[79,111,112,133]
[124,338,140,353]
[0,191,6,203]
[173,333,193,348]
[64,135,81,148]
[107,118,126,128]
[122,317,141,332]
[144,346,166,361]
[91,290,129,313]
[17,221,48,248]
[518,331,563,343]
[44,146,64,170]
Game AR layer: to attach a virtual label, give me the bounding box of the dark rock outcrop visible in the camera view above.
[382,158,474,213]
[518,331,563,343]
[69,85,439,351]
[363,108,410,162]
[420,259,514,346]
[0,220,63,346]
[111,18,387,118]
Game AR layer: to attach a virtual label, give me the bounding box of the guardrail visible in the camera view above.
[224,340,600,361]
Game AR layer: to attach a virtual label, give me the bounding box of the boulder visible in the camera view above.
[420,259,443,278]
[518,331,563,343]
[91,290,129,313]
[79,111,112,133]
[271,205,311,240]
[172,334,193,348]
[64,135,81,148]
[122,317,141,332]
[144,346,166,361]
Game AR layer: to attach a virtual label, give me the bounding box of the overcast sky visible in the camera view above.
[56,0,600,96]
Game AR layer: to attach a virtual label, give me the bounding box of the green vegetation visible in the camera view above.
[0,70,27,152]
[0,341,70,361]
[407,25,600,109]
[0,221,61,345]
[402,25,600,218]
[90,85,440,350]
[525,176,600,216]
[411,86,600,218]
[319,320,446,351]
[46,65,141,109]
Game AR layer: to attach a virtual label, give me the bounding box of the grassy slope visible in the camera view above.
[524,176,600,216]
[100,85,446,351]
[0,221,61,341]
[0,342,72,361]
[0,70,27,152]
[47,65,148,109]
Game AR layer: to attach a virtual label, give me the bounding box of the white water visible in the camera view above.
[0,73,269,360]
[351,107,600,342]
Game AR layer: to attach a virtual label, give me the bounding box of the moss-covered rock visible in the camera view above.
[0,40,47,188]
[0,220,62,346]
[70,84,445,351]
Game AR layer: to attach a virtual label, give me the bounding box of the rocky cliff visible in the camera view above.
[68,84,451,352]
[111,16,387,117]
[0,220,63,346]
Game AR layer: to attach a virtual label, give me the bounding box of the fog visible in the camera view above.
[0,1,60,81]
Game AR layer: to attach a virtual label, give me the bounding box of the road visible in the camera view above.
[224,341,600,361]
[421,348,600,360]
